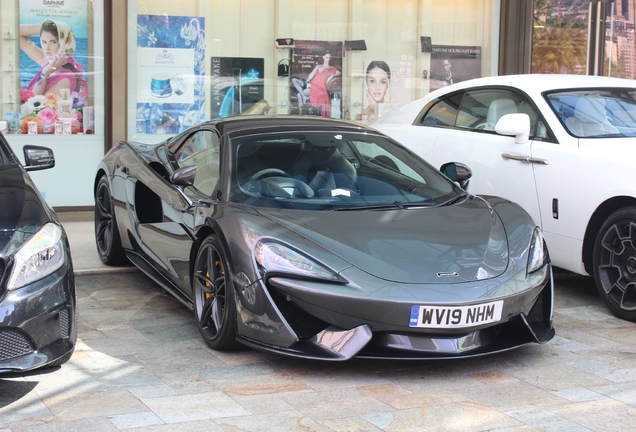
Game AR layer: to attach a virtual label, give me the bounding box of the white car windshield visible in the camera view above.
[229,131,460,210]
[546,89,636,138]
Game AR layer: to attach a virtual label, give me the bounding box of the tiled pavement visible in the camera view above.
[1,214,635,431]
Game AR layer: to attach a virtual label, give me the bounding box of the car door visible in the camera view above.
[527,90,636,274]
[135,128,222,297]
[419,88,553,228]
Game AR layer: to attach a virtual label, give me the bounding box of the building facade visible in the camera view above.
[0,0,630,209]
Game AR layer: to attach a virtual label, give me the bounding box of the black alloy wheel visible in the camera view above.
[593,206,636,321]
[192,235,241,350]
[94,176,126,265]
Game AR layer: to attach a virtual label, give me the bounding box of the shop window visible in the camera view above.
[127,1,499,140]
[1,2,101,136]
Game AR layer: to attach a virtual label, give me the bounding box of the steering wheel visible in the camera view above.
[244,168,291,195]
[262,177,314,198]
[248,168,290,183]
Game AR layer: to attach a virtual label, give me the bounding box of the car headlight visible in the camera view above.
[7,223,65,290]
[527,227,549,275]
[254,240,343,282]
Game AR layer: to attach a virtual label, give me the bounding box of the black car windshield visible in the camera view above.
[546,89,636,138]
[228,131,459,210]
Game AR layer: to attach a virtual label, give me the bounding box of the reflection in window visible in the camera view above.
[420,93,463,127]
[547,90,636,138]
[175,130,220,195]
[230,131,457,209]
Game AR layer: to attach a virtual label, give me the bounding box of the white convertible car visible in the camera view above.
[373,74,636,321]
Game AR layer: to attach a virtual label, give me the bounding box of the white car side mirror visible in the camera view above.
[495,113,530,144]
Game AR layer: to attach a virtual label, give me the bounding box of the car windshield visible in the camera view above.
[228,131,459,210]
[546,89,636,138]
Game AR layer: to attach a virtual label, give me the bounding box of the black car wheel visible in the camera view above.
[95,176,126,265]
[593,206,636,321]
[192,235,241,350]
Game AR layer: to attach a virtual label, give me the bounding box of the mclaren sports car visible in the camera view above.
[94,116,554,360]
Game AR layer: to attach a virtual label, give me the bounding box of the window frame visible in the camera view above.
[171,127,222,197]
[416,86,558,143]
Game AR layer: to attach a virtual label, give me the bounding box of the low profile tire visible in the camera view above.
[593,206,636,321]
[192,235,241,350]
[94,175,126,265]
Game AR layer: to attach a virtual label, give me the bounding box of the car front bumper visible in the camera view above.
[236,265,554,360]
[0,263,76,373]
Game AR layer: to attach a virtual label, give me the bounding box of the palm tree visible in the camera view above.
[533,25,587,73]
[534,0,555,22]
[532,6,588,74]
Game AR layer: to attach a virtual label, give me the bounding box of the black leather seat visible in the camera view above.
[291,141,357,193]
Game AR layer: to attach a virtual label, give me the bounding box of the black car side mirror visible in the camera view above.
[23,145,55,171]
[171,165,196,187]
[440,162,472,190]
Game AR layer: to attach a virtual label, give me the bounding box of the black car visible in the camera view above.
[95,116,553,361]
[0,133,77,373]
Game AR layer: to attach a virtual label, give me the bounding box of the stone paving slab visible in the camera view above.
[0,271,635,431]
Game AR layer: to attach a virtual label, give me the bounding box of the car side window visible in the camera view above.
[454,89,548,140]
[420,92,463,127]
[174,130,221,196]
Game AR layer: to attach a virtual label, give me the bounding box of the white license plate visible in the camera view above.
[409,300,504,329]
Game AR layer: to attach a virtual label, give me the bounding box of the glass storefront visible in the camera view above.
[0,0,105,207]
[127,0,501,142]
[0,0,501,207]
[532,0,636,78]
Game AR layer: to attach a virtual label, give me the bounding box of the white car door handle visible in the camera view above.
[501,153,549,165]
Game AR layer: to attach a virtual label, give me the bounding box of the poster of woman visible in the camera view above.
[289,41,342,118]
[18,0,90,134]
[362,60,411,124]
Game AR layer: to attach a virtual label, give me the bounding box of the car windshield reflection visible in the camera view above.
[229,131,459,210]
[546,89,636,138]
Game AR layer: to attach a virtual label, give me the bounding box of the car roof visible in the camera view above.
[450,74,636,94]
[204,115,376,136]
[372,74,636,126]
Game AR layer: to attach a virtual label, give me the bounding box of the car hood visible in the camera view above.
[0,165,52,257]
[257,196,509,284]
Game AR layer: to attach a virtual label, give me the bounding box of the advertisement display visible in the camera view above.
[17,0,90,134]
[428,45,482,92]
[362,60,413,124]
[289,40,342,118]
[136,15,206,134]
[210,57,265,118]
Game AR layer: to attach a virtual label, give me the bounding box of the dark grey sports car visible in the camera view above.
[94,116,554,360]
[0,134,77,372]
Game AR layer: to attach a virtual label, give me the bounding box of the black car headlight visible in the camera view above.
[254,240,344,282]
[527,227,549,275]
[7,223,65,290]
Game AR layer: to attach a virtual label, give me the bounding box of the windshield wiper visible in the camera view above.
[334,200,436,211]
[333,201,406,211]
[438,192,468,207]
[402,199,438,208]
